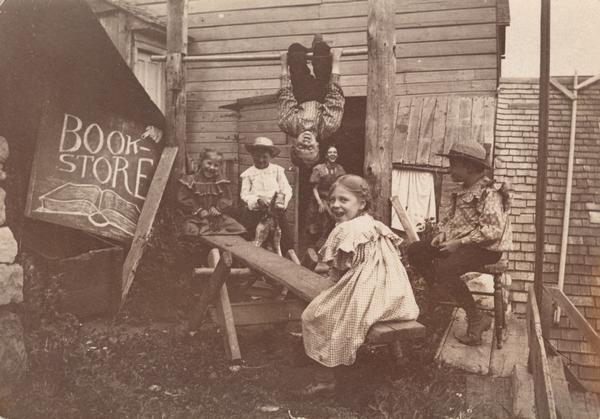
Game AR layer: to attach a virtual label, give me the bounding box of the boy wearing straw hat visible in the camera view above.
[406,141,513,346]
[239,137,294,253]
[278,36,345,169]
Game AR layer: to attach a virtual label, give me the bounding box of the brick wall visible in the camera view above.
[494,77,600,392]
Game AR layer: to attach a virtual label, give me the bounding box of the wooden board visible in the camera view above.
[120,146,178,305]
[392,95,496,167]
[197,234,331,301]
[213,299,306,326]
[527,288,558,419]
[466,375,512,418]
[548,355,574,419]
[489,315,529,377]
[26,100,165,242]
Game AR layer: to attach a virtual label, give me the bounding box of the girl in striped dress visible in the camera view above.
[300,175,420,396]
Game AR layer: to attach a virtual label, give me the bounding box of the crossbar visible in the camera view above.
[545,285,600,356]
[151,47,368,63]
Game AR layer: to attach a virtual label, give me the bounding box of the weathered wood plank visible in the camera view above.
[188,63,495,83]
[188,12,496,42]
[416,96,436,165]
[482,96,496,150]
[197,235,331,301]
[489,315,528,377]
[188,32,495,56]
[548,355,574,419]
[403,96,423,164]
[208,250,242,361]
[120,147,178,307]
[140,0,321,16]
[470,96,485,144]
[437,308,493,375]
[187,250,232,331]
[466,375,512,418]
[429,96,448,166]
[457,96,474,144]
[392,97,412,163]
[220,299,306,326]
[527,287,558,419]
[365,320,426,344]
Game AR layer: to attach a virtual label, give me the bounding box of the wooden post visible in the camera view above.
[534,0,550,308]
[187,250,232,331]
[390,196,420,243]
[166,0,188,176]
[364,0,395,224]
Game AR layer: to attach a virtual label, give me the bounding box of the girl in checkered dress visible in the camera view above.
[299,175,420,396]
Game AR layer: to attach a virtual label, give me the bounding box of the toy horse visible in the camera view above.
[253,192,288,299]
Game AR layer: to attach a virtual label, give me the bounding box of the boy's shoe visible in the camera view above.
[455,311,492,346]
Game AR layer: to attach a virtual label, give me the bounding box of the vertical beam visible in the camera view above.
[166,0,188,176]
[534,0,551,307]
[364,0,395,224]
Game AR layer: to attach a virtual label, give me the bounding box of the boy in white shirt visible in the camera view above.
[240,137,294,253]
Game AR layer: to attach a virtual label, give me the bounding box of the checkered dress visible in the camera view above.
[302,214,420,367]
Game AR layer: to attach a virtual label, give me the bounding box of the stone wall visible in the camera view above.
[0,136,27,396]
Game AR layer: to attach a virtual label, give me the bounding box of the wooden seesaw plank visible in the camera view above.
[197,235,332,302]
[198,235,426,344]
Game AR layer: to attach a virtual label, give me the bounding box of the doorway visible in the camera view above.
[297,96,366,249]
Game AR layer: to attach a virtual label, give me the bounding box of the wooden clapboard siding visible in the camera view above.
[129,0,502,238]
[392,95,496,167]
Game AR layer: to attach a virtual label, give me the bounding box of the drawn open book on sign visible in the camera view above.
[35,183,141,236]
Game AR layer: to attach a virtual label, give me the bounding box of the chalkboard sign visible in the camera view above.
[26,101,164,242]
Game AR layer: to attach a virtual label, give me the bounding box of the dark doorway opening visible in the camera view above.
[297,96,366,249]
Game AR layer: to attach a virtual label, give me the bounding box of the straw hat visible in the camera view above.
[244,137,281,157]
[437,141,490,169]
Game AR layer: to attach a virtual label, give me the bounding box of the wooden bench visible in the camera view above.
[195,234,426,361]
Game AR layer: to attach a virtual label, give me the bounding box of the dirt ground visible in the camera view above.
[0,209,483,419]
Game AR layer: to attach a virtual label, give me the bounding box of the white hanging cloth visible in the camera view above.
[391,169,437,232]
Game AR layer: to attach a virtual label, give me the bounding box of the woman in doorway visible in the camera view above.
[305,145,346,247]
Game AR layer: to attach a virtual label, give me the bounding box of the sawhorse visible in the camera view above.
[189,235,426,363]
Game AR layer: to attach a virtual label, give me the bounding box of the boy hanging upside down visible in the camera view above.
[278,36,345,169]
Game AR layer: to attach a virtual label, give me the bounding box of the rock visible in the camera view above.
[466,273,494,310]
[0,263,23,306]
[0,227,17,264]
[0,188,6,226]
[0,311,28,394]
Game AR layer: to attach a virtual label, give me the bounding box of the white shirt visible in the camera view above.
[240,164,293,211]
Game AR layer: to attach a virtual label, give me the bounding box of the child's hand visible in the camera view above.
[208,207,221,217]
[198,209,209,218]
[318,202,327,213]
[431,232,446,247]
[257,198,269,209]
[439,239,461,254]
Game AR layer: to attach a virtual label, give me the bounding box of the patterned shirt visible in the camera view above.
[310,162,346,197]
[277,73,345,140]
[240,164,293,211]
[440,176,513,252]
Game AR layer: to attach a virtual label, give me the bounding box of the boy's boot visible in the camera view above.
[456,309,492,346]
[311,34,332,101]
[287,42,315,103]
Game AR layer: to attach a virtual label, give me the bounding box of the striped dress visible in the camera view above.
[302,214,420,367]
